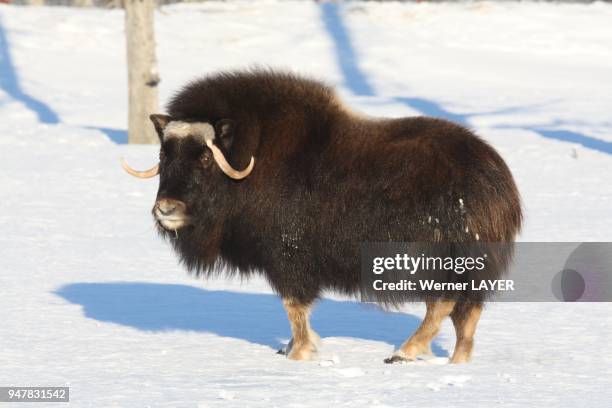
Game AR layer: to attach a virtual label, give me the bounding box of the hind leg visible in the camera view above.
[449,302,483,364]
[385,300,455,363]
[279,298,320,361]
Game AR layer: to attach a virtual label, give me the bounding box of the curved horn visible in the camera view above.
[120,158,159,179]
[206,139,254,180]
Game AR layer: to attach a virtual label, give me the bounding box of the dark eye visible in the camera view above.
[201,151,212,166]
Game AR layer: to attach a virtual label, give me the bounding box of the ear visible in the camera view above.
[149,114,172,141]
[214,119,235,150]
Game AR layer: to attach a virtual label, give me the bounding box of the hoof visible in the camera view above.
[287,347,314,361]
[277,338,294,356]
[449,354,470,364]
[384,354,411,364]
[279,336,318,361]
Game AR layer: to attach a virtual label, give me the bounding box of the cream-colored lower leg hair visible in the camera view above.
[449,302,483,364]
[386,300,456,363]
[282,298,320,361]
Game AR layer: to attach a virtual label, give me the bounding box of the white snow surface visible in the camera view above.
[1,1,611,407]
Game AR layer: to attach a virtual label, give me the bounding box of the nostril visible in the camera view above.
[159,205,176,216]
[156,199,178,216]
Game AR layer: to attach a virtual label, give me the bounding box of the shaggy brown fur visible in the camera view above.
[146,69,522,363]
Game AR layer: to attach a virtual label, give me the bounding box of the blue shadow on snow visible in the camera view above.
[85,126,128,144]
[320,2,468,124]
[319,2,612,155]
[0,15,60,124]
[531,128,612,155]
[54,282,447,355]
[320,2,375,97]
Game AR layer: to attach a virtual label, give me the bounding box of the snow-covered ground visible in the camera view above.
[1,1,611,406]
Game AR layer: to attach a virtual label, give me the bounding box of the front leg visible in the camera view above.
[281,298,320,361]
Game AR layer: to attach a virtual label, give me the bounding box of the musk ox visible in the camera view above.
[122,69,522,364]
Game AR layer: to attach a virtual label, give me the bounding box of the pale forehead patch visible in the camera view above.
[163,121,215,143]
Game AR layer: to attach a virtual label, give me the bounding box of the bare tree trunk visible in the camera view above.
[125,0,160,144]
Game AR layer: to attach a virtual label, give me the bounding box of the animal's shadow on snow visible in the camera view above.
[54,282,447,356]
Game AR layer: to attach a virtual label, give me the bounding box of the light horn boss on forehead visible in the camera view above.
[163,121,215,142]
[121,120,255,180]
